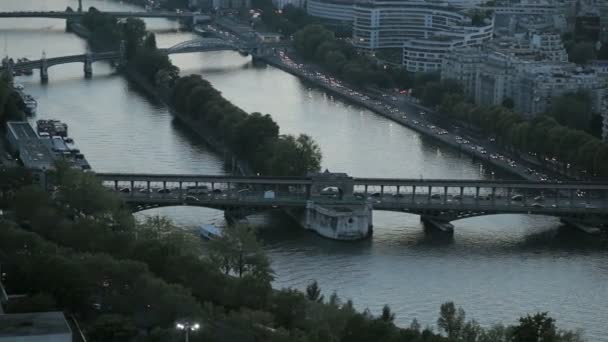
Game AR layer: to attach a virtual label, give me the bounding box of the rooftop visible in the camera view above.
[0,312,71,338]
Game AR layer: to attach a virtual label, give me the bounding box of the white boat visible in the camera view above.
[199,224,223,240]
[14,83,24,91]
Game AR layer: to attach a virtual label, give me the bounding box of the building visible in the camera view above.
[306,0,354,25]
[352,0,493,72]
[441,47,484,98]
[5,121,55,186]
[530,32,569,62]
[273,0,304,9]
[0,312,72,342]
[212,0,250,10]
[516,65,606,117]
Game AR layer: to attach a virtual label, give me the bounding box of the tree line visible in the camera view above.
[0,76,26,125]
[78,11,322,176]
[293,24,413,89]
[0,164,585,342]
[416,78,608,177]
[170,75,322,175]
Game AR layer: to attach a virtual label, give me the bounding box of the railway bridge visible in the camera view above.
[96,172,608,240]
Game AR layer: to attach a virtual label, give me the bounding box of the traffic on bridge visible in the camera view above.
[97,172,608,237]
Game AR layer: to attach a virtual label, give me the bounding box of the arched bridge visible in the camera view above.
[160,38,247,55]
[0,38,280,81]
[96,172,608,229]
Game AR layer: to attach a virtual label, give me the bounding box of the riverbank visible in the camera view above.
[123,67,252,175]
[260,54,543,181]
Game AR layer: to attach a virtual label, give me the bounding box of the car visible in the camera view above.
[430,193,441,200]
[158,188,171,194]
[393,193,405,198]
[531,202,544,208]
[452,194,462,200]
[119,188,131,193]
[370,192,382,198]
[585,204,598,209]
[511,195,524,202]
[212,189,223,194]
[185,195,199,201]
[139,188,152,193]
[533,196,544,202]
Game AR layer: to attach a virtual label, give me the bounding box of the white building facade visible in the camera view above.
[352,0,493,72]
[306,0,354,23]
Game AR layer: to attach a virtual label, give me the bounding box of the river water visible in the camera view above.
[3,1,607,339]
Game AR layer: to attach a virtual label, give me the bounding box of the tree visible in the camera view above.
[232,112,279,158]
[306,280,324,303]
[143,32,157,50]
[209,225,273,282]
[510,312,557,342]
[380,305,395,323]
[437,302,466,340]
[122,18,147,60]
[502,97,514,109]
[265,134,322,176]
[547,91,593,131]
[569,42,596,64]
[270,289,309,330]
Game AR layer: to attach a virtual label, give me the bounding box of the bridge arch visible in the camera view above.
[164,38,246,55]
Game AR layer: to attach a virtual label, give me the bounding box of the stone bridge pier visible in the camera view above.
[83,54,93,78]
[40,54,48,83]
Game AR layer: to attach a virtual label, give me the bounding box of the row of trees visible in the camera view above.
[2,165,584,341]
[80,7,124,50]
[252,0,318,37]
[293,24,413,89]
[0,76,26,124]
[416,79,608,177]
[170,75,322,175]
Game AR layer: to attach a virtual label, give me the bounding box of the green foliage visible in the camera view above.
[293,24,414,89]
[0,77,26,124]
[81,8,122,50]
[306,280,324,303]
[547,91,594,131]
[171,75,322,175]
[438,302,466,340]
[266,134,323,176]
[569,42,596,65]
[424,81,608,176]
[209,224,273,282]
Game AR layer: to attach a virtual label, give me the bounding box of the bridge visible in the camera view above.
[0,10,209,21]
[0,38,284,81]
[95,172,608,240]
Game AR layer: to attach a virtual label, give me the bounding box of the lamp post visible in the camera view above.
[176,322,200,342]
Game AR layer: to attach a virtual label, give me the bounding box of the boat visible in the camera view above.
[13,83,24,91]
[199,224,223,240]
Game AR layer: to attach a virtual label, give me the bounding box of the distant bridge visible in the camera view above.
[1,38,285,81]
[0,10,210,21]
[96,173,608,231]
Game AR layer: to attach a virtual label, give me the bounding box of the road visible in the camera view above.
[107,185,606,215]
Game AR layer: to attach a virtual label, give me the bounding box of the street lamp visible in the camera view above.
[176,322,200,342]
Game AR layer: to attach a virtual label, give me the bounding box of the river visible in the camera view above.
[2,1,607,339]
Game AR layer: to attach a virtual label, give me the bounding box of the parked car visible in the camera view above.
[158,188,171,194]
